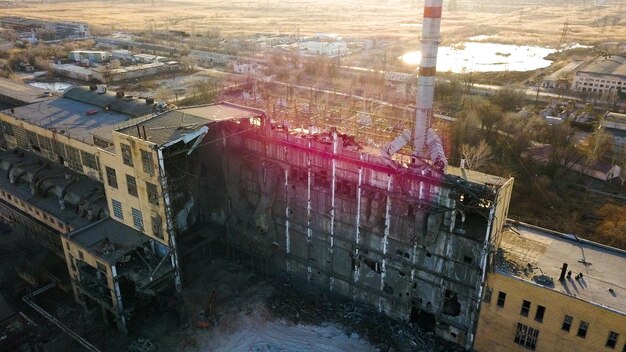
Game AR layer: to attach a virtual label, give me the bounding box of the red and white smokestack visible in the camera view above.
[414,0,442,157]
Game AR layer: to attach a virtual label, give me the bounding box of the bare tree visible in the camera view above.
[579,129,612,164]
[109,59,122,70]
[460,140,493,171]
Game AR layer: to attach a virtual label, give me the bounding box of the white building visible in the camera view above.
[233,62,257,75]
[572,55,626,97]
[299,41,349,57]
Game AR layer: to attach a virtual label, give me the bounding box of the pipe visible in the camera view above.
[22,282,102,352]
[85,193,105,220]
[414,0,443,157]
[56,175,78,200]
[34,172,67,196]
[29,163,49,186]
[66,186,97,212]
[8,160,41,184]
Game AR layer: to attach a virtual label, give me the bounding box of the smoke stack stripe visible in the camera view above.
[414,0,442,157]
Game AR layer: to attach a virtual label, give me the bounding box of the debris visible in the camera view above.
[128,338,155,352]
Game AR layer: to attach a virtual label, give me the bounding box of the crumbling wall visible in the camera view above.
[194,124,500,348]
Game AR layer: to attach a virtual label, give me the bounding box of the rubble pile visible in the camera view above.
[267,284,463,352]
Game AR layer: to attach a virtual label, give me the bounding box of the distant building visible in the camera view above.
[111,49,133,61]
[95,37,179,57]
[572,55,626,97]
[0,16,90,40]
[474,223,626,352]
[233,62,257,75]
[68,51,110,64]
[189,50,237,65]
[523,144,622,181]
[299,40,349,57]
[91,62,179,83]
[542,61,584,90]
[50,64,93,81]
[600,111,626,156]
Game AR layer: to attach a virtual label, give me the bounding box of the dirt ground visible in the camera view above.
[28,241,458,352]
[2,1,625,47]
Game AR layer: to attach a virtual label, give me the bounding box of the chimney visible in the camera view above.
[559,262,568,281]
[414,0,443,157]
[460,158,466,169]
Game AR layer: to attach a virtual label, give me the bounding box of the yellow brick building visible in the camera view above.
[475,224,626,352]
[0,87,175,331]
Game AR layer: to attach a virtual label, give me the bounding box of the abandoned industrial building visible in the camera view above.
[1,1,625,351]
[0,85,515,349]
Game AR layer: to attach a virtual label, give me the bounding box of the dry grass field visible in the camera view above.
[2,0,626,47]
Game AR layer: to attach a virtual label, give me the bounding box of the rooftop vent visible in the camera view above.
[116,91,124,98]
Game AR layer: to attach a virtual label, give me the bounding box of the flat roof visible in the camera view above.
[117,103,264,145]
[3,87,154,144]
[5,96,129,144]
[579,55,626,77]
[0,77,51,105]
[446,165,510,188]
[69,218,149,264]
[496,222,626,315]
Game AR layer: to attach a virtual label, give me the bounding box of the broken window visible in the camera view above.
[131,208,144,230]
[141,150,154,175]
[562,315,573,331]
[53,140,66,159]
[121,143,133,166]
[514,323,539,350]
[483,288,493,303]
[497,291,506,307]
[443,290,461,316]
[26,131,39,151]
[521,300,531,317]
[80,150,98,170]
[111,199,123,220]
[606,331,619,349]
[65,145,82,171]
[151,215,163,239]
[535,305,545,322]
[126,175,138,197]
[78,250,84,260]
[577,321,589,338]
[1,121,14,136]
[146,182,159,205]
[362,257,381,274]
[38,135,52,151]
[106,167,118,189]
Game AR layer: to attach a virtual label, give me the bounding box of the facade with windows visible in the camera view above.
[0,86,174,332]
[474,223,626,352]
[572,55,626,99]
